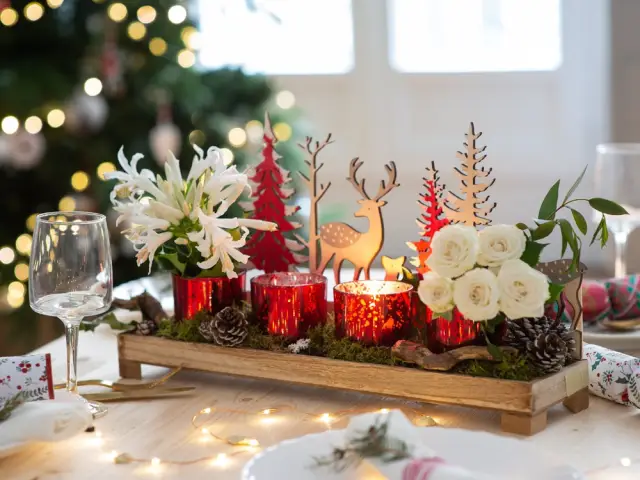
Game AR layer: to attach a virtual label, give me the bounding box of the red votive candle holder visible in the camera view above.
[173,272,246,321]
[334,280,414,346]
[423,307,482,353]
[251,272,327,339]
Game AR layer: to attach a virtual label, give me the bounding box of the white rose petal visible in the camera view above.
[453,268,501,322]
[477,224,527,268]
[497,259,550,320]
[418,272,454,313]
[426,225,479,279]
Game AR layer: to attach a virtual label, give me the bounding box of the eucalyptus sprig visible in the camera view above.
[517,166,628,273]
[313,416,411,472]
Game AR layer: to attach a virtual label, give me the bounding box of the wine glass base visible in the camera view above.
[88,400,108,419]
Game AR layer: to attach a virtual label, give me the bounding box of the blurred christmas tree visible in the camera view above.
[0,0,303,349]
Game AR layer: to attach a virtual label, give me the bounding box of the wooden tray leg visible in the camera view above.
[119,358,142,380]
[563,387,589,413]
[501,410,547,436]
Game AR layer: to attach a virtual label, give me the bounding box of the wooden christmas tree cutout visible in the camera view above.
[407,161,450,274]
[444,122,496,226]
[295,134,334,274]
[242,112,305,272]
[318,158,399,283]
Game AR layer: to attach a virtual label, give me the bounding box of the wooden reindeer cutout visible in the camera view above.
[318,158,399,283]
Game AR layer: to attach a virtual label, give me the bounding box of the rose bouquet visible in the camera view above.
[417,168,628,331]
[106,145,277,279]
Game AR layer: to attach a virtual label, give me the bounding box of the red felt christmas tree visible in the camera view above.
[407,161,450,275]
[242,113,305,272]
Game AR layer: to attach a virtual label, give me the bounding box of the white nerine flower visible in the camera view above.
[108,144,277,276]
[497,259,550,319]
[417,272,454,313]
[426,224,479,279]
[453,268,501,322]
[477,224,527,268]
[287,338,310,354]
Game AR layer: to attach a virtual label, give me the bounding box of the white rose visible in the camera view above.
[418,272,454,313]
[426,225,479,279]
[497,259,550,320]
[453,268,500,322]
[477,224,527,268]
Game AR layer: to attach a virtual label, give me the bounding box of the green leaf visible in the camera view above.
[156,252,186,275]
[195,262,225,278]
[588,198,629,215]
[531,221,556,240]
[558,219,580,268]
[569,208,588,235]
[548,283,565,303]
[563,165,588,204]
[486,342,504,361]
[520,240,547,267]
[590,216,604,246]
[600,217,609,248]
[516,223,529,231]
[434,310,453,322]
[538,180,561,220]
[561,232,568,257]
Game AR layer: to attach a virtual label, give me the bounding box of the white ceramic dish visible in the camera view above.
[242,427,584,480]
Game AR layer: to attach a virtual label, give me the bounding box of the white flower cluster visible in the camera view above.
[287,338,310,354]
[106,145,277,278]
[417,224,549,322]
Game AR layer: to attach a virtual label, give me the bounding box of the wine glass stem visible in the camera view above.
[614,231,629,278]
[64,321,80,394]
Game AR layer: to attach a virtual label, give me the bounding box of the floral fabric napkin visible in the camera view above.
[0,353,54,407]
[584,343,640,407]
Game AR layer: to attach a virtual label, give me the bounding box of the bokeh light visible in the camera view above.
[127,21,146,41]
[273,122,293,142]
[84,77,103,96]
[24,2,44,21]
[0,8,19,27]
[71,171,90,192]
[137,6,156,24]
[177,49,196,68]
[168,5,187,24]
[1,116,19,135]
[228,128,247,147]
[276,91,296,109]
[107,3,127,22]
[15,234,32,255]
[47,109,65,128]
[58,196,76,211]
[149,38,167,56]
[14,263,29,282]
[24,116,43,134]
[97,162,116,180]
[0,247,16,265]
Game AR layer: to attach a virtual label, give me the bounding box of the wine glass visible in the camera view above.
[594,144,640,277]
[29,212,113,418]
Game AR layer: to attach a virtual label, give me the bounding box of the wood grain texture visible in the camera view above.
[119,334,588,420]
[501,410,548,436]
[563,388,590,413]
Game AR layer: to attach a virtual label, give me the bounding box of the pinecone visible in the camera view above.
[504,316,576,373]
[199,307,248,347]
[135,318,157,336]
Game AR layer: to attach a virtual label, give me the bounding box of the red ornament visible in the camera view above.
[251,272,327,339]
[408,162,449,274]
[334,281,414,346]
[242,112,304,273]
[172,273,246,321]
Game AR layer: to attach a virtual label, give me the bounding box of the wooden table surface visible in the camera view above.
[3,274,640,479]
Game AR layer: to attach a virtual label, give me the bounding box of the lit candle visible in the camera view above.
[251,272,327,339]
[334,280,413,346]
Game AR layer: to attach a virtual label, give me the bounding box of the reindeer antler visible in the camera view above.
[347,157,369,199]
[374,161,399,201]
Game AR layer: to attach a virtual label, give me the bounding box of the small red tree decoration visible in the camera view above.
[242,113,305,272]
[407,161,449,274]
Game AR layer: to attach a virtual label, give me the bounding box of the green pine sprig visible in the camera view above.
[0,392,27,423]
[518,166,628,273]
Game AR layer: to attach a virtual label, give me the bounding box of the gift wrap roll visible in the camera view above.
[585,343,640,407]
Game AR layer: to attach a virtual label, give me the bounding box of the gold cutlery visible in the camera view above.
[54,367,181,391]
[83,386,195,402]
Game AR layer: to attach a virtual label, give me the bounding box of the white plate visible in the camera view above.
[242,428,584,480]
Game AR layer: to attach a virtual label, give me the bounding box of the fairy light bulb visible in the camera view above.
[127,21,146,41]
[71,171,90,192]
[0,247,15,265]
[47,0,64,8]
[168,5,187,24]
[84,77,103,96]
[24,2,44,21]
[151,457,160,467]
[220,148,234,165]
[227,127,247,147]
[137,6,156,24]
[0,8,18,27]
[58,196,76,212]
[149,38,167,56]
[46,109,65,128]
[1,116,19,135]
[273,122,292,142]
[97,162,116,180]
[276,90,296,109]
[15,234,32,255]
[107,3,127,22]
[620,457,632,467]
[24,116,42,134]
[14,263,29,281]
[177,49,196,68]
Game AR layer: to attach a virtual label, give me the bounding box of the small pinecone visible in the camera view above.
[199,307,248,347]
[504,316,576,363]
[528,333,568,374]
[135,318,157,336]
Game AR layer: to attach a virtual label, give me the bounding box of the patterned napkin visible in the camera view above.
[585,343,640,407]
[0,353,54,407]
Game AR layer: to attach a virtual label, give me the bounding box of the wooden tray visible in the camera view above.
[117,334,589,436]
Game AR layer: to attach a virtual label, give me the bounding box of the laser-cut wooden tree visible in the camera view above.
[443,123,496,226]
[243,113,305,272]
[407,161,450,274]
[294,134,333,273]
[382,255,407,281]
[318,158,400,284]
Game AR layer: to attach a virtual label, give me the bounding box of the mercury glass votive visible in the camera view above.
[251,272,327,339]
[334,280,414,346]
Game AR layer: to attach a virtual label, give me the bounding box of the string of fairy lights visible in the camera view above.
[0,0,298,312]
